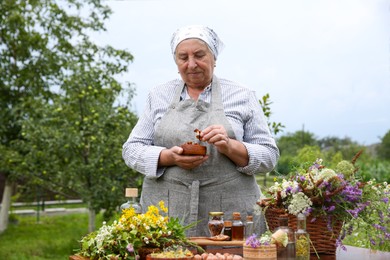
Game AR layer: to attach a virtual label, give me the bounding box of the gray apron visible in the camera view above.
[140,76,265,237]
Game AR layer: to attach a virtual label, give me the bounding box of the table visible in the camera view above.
[188,238,390,260]
[189,238,244,255]
[70,242,390,260]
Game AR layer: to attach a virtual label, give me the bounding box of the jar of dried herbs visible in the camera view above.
[208,212,224,236]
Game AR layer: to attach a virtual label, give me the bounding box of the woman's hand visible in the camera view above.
[159,146,209,170]
[201,125,249,167]
[200,125,231,153]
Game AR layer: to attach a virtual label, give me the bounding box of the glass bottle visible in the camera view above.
[223,220,232,241]
[231,212,244,241]
[245,215,254,239]
[272,217,295,260]
[120,188,142,214]
[208,212,225,236]
[295,213,310,260]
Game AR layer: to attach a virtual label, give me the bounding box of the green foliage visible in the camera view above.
[377,130,390,160]
[0,0,141,231]
[276,130,318,157]
[259,93,285,136]
[357,159,390,183]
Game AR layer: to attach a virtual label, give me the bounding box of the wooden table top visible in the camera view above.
[189,237,244,246]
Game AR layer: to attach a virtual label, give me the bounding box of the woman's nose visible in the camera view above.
[188,57,197,68]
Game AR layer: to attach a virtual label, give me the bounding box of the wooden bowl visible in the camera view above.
[181,143,207,156]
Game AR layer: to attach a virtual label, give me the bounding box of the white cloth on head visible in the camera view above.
[170,25,224,60]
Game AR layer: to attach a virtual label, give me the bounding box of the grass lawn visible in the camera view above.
[0,213,95,260]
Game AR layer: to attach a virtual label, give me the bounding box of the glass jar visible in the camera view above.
[208,212,225,236]
[273,217,295,260]
[119,188,142,214]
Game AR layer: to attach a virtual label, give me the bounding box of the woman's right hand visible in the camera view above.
[158,146,208,170]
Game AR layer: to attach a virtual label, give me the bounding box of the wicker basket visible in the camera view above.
[243,244,277,260]
[264,207,343,255]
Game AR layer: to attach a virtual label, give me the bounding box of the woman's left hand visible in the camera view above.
[201,125,249,167]
[200,125,231,153]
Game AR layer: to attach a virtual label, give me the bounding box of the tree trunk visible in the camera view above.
[88,207,96,233]
[0,177,13,233]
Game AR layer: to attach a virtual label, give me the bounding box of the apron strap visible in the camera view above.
[188,180,200,236]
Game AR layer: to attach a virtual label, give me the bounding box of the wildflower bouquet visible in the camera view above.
[245,231,273,248]
[256,152,390,252]
[77,201,201,260]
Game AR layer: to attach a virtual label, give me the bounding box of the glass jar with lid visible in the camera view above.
[119,188,142,214]
[208,212,225,236]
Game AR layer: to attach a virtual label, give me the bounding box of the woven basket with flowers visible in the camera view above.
[255,151,390,255]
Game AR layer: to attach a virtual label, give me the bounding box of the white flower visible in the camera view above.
[319,168,337,182]
[287,192,312,215]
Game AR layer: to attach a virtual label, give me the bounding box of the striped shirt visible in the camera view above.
[122,76,279,177]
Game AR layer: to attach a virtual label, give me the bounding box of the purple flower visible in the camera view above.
[346,202,370,218]
[340,184,363,202]
[373,224,387,233]
[245,234,261,248]
[382,197,389,204]
[336,238,347,251]
[126,243,134,253]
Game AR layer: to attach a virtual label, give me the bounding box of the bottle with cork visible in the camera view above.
[119,188,142,214]
[245,215,254,239]
[272,216,295,260]
[231,212,244,241]
[223,220,232,241]
[295,213,310,260]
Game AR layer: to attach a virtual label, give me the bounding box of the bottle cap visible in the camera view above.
[232,212,241,220]
[224,220,232,227]
[125,188,138,198]
[246,215,253,221]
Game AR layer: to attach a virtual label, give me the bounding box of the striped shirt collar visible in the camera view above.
[180,83,212,101]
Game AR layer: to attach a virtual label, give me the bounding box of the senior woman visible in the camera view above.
[122,25,279,237]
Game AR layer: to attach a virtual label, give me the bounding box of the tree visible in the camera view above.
[276,130,318,156]
[377,130,390,160]
[0,0,138,232]
[318,136,365,161]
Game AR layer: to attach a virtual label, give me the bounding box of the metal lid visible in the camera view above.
[209,211,224,216]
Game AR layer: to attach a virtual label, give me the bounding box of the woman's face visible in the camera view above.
[175,39,215,89]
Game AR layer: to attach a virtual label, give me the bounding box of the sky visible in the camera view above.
[90,0,390,146]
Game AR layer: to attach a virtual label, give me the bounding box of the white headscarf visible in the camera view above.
[170,25,224,60]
